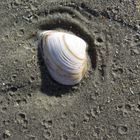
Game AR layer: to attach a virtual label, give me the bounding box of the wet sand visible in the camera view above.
[0,0,140,139]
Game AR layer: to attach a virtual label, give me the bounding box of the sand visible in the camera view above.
[0,0,140,139]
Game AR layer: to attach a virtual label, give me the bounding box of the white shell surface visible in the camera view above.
[38,30,88,85]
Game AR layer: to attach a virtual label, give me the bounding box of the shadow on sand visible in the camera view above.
[37,46,75,97]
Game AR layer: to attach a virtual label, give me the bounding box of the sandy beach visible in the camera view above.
[0,0,140,139]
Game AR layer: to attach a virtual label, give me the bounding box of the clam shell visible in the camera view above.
[38,30,88,85]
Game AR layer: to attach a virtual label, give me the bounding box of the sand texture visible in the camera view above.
[0,0,140,139]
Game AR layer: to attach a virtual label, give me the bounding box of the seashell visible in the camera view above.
[38,30,88,85]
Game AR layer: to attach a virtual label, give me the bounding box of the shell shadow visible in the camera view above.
[37,46,74,97]
[37,19,97,96]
